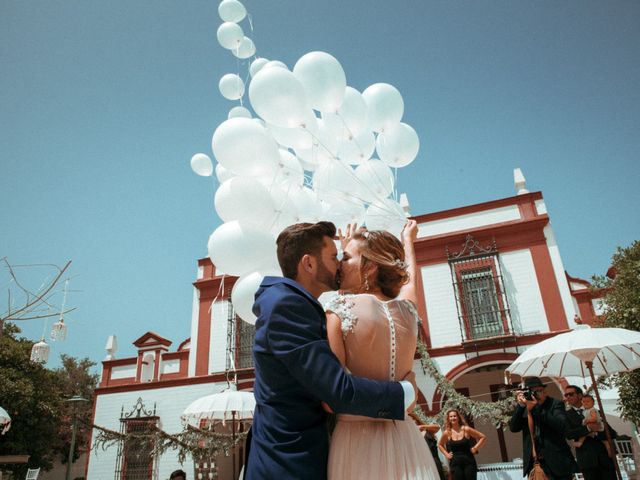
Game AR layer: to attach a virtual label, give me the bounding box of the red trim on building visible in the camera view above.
[412,192,543,224]
[413,216,550,266]
[132,331,172,348]
[95,368,256,395]
[427,330,571,358]
[414,265,431,347]
[529,241,569,331]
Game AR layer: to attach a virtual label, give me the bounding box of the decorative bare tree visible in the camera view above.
[0,257,74,339]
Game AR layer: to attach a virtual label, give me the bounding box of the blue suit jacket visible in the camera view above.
[246,277,405,480]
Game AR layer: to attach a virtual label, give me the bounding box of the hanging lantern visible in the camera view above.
[30,338,50,363]
[51,318,68,341]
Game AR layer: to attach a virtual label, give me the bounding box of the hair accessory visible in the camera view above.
[364,275,370,292]
[394,259,407,269]
[361,230,370,239]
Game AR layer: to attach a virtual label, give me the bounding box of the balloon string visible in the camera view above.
[393,167,398,202]
[209,274,226,313]
[299,124,405,221]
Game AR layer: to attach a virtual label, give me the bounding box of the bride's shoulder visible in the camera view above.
[323,292,364,337]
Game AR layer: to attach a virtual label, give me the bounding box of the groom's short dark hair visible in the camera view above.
[277,221,336,279]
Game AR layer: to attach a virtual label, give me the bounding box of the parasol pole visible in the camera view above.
[232,410,237,480]
[585,361,622,480]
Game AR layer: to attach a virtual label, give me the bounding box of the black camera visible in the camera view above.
[522,388,538,401]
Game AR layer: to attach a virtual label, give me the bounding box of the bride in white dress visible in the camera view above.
[325,220,441,480]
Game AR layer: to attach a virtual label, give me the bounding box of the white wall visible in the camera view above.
[188,287,200,377]
[543,224,577,323]
[500,249,549,334]
[421,263,462,347]
[535,199,547,215]
[209,301,229,374]
[161,359,181,375]
[418,205,521,238]
[88,382,229,480]
[111,364,137,380]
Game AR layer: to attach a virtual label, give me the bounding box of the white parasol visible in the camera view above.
[0,406,11,435]
[506,327,640,378]
[181,383,255,480]
[506,326,640,480]
[181,383,255,425]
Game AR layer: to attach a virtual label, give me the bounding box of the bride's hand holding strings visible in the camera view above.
[401,219,418,245]
[337,223,362,250]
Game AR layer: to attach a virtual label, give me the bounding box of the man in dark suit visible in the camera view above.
[509,377,578,480]
[246,222,415,480]
[563,384,616,480]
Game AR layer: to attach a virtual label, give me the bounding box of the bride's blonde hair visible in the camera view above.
[352,230,409,298]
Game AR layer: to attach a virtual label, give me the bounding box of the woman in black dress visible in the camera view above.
[437,409,486,480]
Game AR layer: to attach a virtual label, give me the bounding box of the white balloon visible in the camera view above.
[290,186,323,223]
[293,51,346,112]
[212,118,280,177]
[263,60,288,70]
[215,163,235,183]
[218,73,245,100]
[312,159,363,202]
[321,197,366,231]
[337,87,368,137]
[362,83,404,133]
[249,57,269,78]
[233,36,256,59]
[259,149,304,188]
[217,22,244,50]
[218,0,246,23]
[376,122,420,168]
[214,177,277,228]
[249,67,308,128]
[364,199,406,237]
[295,145,333,172]
[337,129,376,165]
[269,185,300,236]
[231,272,263,324]
[355,159,395,202]
[190,153,213,177]
[267,111,318,149]
[228,106,252,119]
[207,221,277,276]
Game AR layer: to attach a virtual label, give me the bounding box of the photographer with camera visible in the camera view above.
[509,377,578,480]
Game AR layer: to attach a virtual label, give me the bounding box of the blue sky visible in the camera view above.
[1,0,638,368]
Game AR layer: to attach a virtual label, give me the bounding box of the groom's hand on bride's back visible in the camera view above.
[402,371,418,412]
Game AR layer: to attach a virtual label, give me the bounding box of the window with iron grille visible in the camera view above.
[460,267,504,339]
[226,301,255,371]
[114,398,158,480]
[448,235,513,342]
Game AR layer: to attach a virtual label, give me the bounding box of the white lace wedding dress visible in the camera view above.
[325,293,441,480]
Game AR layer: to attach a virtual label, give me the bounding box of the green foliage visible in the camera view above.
[0,323,98,477]
[54,355,100,464]
[0,323,64,477]
[593,240,640,425]
[415,341,516,428]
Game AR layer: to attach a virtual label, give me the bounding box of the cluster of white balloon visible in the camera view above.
[191,0,420,324]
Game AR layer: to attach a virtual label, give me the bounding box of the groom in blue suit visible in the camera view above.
[246,221,415,480]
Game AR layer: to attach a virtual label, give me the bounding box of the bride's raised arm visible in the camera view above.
[398,219,418,305]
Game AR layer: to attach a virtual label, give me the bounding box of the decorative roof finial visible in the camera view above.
[514,168,529,195]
